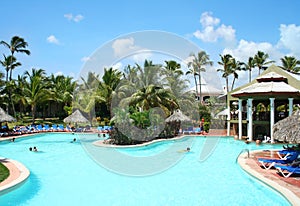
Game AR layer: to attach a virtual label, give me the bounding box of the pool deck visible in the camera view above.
[1,132,300,204]
[0,157,30,194]
[238,150,300,205]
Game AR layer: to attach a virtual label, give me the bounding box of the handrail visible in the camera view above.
[236,149,250,163]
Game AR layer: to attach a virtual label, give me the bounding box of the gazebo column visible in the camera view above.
[270,98,275,143]
[247,98,253,141]
[227,104,231,136]
[288,98,294,116]
[238,99,242,140]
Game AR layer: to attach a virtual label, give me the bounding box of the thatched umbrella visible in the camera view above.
[273,110,300,143]
[165,110,191,136]
[63,110,89,125]
[0,107,16,122]
[165,110,191,123]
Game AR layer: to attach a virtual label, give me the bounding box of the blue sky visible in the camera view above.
[1,0,300,88]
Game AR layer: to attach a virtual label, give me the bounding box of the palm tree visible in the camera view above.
[98,67,122,118]
[0,55,21,83]
[243,57,255,83]
[217,54,234,93]
[253,51,274,75]
[0,55,22,115]
[0,36,30,81]
[230,58,243,91]
[280,56,300,73]
[130,84,178,113]
[187,51,213,102]
[163,60,183,75]
[50,74,76,116]
[185,64,198,100]
[22,68,50,123]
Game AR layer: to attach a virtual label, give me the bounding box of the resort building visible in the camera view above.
[227,65,300,142]
[190,77,224,102]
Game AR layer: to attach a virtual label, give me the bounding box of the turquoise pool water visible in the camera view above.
[0,133,290,205]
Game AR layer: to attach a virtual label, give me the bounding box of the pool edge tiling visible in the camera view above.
[0,158,30,194]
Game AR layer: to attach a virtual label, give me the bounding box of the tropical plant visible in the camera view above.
[22,68,51,123]
[217,54,234,93]
[0,55,21,83]
[253,51,274,75]
[0,36,30,81]
[280,56,300,73]
[230,58,243,91]
[243,57,255,83]
[187,51,213,102]
[163,60,183,75]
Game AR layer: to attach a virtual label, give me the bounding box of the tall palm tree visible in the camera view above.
[185,64,198,100]
[187,51,213,102]
[280,56,300,73]
[253,51,274,75]
[0,36,30,81]
[0,55,21,83]
[243,57,255,83]
[217,54,234,93]
[230,58,243,91]
[0,55,22,115]
[23,68,50,123]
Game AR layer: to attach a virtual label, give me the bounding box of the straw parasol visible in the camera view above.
[273,110,300,143]
[63,110,89,124]
[0,107,16,122]
[165,110,191,123]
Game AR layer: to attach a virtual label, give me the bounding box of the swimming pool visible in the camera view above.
[0,133,290,205]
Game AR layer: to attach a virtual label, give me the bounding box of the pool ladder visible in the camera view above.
[236,149,250,163]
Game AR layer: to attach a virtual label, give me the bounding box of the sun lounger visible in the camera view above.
[277,150,296,159]
[258,151,300,170]
[275,165,300,178]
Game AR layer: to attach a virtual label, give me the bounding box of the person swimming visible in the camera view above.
[178,147,191,153]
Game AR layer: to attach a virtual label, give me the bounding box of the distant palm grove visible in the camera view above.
[1,35,300,127]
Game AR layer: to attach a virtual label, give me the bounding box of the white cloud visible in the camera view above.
[112,37,140,57]
[222,39,282,63]
[64,13,84,22]
[112,62,122,70]
[193,12,236,44]
[200,12,220,27]
[54,71,63,76]
[64,13,73,20]
[81,56,91,62]
[47,35,60,44]
[132,51,152,63]
[74,14,84,22]
[278,24,300,57]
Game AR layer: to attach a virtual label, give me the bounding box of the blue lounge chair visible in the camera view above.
[36,125,44,132]
[277,149,296,159]
[258,151,300,170]
[52,124,58,131]
[57,124,64,131]
[183,127,194,135]
[275,165,300,178]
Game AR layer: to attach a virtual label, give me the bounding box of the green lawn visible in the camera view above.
[0,162,9,183]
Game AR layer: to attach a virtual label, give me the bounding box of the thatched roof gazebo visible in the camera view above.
[165,110,191,123]
[0,107,16,123]
[63,110,89,124]
[273,110,300,143]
